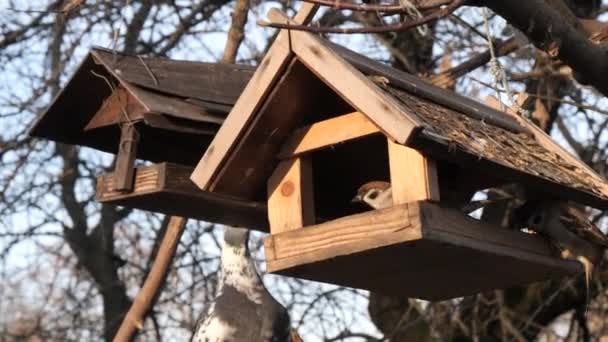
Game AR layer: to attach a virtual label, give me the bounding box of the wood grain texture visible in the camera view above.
[190,3,318,191]
[267,157,315,234]
[91,49,254,105]
[97,163,269,231]
[278,111,381,159]
[487,95,608,198]
[267,9,422,145]
[84,86,147,130]
[114,124,139,192]
[388,139,439,204]
[265,201,580,300]
[265,203,419,268]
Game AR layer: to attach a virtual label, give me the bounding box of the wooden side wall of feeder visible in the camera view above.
[387,139,440,204]
[267,157,315,234]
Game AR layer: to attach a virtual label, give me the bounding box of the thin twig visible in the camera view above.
[137,55,159,86]
[257,0,465,34]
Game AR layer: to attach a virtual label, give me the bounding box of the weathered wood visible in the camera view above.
[265,201,580,301]
[388,139,439,204]
[267,157,315,234]
[30,47,252,166]
[268,9,422,145]
[114,124,139,192]
[191,3,319,192]
[97,163,269,231]
[208,57,352,199]
[278,111,381,159]
[487,95,608,197]
[142,113,217,136]
[325,41,531,135]
[91,48,255,105]
[85,86,147,130]
[124,82,224,124]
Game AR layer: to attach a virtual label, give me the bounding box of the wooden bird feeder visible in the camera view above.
[29,47,268,230]
[190,6,608,300]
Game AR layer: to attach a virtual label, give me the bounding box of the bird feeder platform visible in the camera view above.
[189,6,608,299]
[264,201,579,301]
[28,47,272,230]
[96,162,268,231]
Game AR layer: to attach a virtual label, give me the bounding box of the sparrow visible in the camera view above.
[352,181,513,214]
[192,226,299,342]
[519,200,608,304]
[351,181,393,210]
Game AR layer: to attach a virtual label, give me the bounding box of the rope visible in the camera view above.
[399,0,429,36]
[481,8,530,118]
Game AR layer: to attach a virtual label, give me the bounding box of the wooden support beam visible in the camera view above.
[114,124,139,192]
[278,111,381,159]
[267,9,423,145]
[388,139,439,204]
[191,3,319,191]
[267,157,315,234]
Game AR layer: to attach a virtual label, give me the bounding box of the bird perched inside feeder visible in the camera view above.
[352,181,513,214]
[192,226,300,342]
[519,200,608,300]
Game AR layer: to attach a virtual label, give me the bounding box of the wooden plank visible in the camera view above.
[91,49,255,105]
[267,9,422,145]
[487,95,608,198]
[97,163,269,231]
[267,157,315,234]
[114,124,139,192]
[278,111,381,159]
[84,86,147,130]
[388,139,439,204]
[325,41,530,135]
[125,83,225,124]
[265,203,419,270]
[264,201,580,300]
[142,113,217,136]
[190,3,319,191]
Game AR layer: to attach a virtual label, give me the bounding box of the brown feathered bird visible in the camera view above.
[521,200,608,302]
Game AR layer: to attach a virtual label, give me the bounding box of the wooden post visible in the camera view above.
[387,139,439,204]
[114,124,139,192]
[267,157,315,234]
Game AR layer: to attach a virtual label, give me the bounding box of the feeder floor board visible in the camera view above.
[264,201,580,301]
[96,162,268,231]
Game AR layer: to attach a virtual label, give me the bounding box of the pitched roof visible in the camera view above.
[191,9,608,209]
[30,47,254,165]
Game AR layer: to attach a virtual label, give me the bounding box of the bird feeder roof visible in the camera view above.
[29,47,254,165]
[191,11,608,209]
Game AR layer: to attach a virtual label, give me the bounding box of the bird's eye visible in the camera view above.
[368,191,378,200]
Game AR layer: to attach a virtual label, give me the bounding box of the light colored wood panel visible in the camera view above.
[190,3,319,190]
[267,9,422,145]
[264,200,580,300]
[267,157,315,234]
[278,111,381,158]
[388,139,439,204]
[265,203,420,271]
[487,95,608,196]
